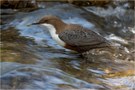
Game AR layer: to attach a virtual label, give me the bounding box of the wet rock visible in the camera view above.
[1,27,34,43]
[68,0,110,7]
[82,48,115,62]
[0,0,37,9]
[1,27,38,64]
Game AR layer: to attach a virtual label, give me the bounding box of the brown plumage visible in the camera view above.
[32,15,111,53]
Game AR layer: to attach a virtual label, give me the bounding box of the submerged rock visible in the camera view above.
[1,27,34,43]
[1,27,38,64]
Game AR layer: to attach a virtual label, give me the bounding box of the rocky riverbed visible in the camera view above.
[1,1,135,90]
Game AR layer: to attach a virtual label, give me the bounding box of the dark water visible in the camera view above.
[1,2,135,90]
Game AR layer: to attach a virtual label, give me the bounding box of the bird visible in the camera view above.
[31,15,111,53]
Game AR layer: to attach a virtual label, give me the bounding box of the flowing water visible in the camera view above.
[1,2,135,90]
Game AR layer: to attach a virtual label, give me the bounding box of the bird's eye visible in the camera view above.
[45,20,48,22]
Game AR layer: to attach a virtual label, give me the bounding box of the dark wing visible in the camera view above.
[59,29,109,46]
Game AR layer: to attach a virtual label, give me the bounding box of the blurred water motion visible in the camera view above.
[0,1,135,90]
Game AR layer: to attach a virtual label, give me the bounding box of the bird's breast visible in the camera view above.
[51,33,66,46]
[42,23,66,46]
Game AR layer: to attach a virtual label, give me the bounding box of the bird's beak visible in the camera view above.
[27,22,39,26]
[31,22,40,25]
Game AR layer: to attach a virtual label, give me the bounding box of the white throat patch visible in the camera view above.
[42,23,65,46]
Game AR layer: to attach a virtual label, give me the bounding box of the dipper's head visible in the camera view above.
[32,15,61,25]
[31,15,66,30]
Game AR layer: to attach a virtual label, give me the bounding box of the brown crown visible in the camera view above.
[38,15,67,34]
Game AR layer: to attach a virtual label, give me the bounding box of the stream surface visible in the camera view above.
[1,2,135,90]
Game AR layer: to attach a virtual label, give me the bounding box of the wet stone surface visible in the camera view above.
[0,2,135,90]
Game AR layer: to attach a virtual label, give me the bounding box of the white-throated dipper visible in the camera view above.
[31,15,111,53]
